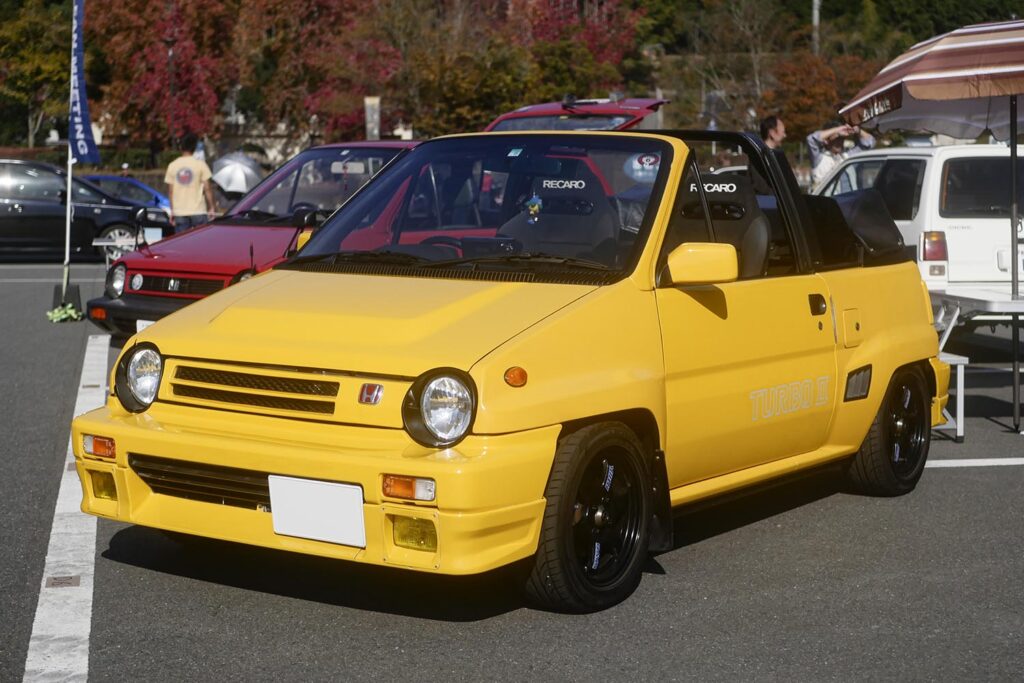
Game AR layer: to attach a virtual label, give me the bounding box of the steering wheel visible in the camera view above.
[420,235,463,250]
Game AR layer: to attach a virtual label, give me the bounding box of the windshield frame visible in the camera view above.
[289,133,675,284]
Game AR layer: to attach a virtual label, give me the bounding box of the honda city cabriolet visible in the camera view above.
[72,131,947,612]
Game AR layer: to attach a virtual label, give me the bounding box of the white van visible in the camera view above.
[816,145,1024,293]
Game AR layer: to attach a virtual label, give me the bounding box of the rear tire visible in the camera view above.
[847,367,931,496]
[524,422,651,612]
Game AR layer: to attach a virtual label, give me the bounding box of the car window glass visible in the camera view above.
[5,165,65,203]
[872,159,926,221]
[116,182,156,204]
[244,149,396,217]
[661,160,712,259]
[823,159,884,196]
[490,115,633,131]
[940,157,1024,218]
[671,140,797,279]
[72,180,103,203]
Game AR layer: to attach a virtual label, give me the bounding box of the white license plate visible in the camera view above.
[268,475,365,547]
[136,320,154,333]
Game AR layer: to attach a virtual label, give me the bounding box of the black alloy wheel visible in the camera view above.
[525,422,652,612]
[568,450,644,589]
[887,375,928,479]
[847,367,931,496]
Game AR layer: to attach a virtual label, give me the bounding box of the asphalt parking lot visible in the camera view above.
[2,263,1023,681]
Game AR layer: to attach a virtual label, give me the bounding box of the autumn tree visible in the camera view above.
[762,52,838,139]
[0,0,69,147]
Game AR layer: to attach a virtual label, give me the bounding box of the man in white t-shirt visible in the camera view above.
[165,132,216,233]
[806,123,876,190]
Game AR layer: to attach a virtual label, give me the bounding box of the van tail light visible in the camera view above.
[922,231,948,261]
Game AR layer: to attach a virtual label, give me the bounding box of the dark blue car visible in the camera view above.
[84,175,170,212]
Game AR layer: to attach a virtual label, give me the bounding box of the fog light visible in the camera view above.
[89,471,117,500]
[392,516,437,552]
[382,474,435,501]
[83,434,116,459]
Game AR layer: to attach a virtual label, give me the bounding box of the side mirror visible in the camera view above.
[292,208,320,228]
[133,207,149,227]
[662,242,738,286]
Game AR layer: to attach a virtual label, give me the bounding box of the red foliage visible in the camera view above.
[510,0,642,67]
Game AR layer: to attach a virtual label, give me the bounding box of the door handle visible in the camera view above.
[808,293,827,316]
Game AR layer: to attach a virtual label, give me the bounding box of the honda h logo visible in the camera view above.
[358,383,384,405]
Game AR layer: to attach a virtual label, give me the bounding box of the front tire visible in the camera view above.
[847,367,931,496]
[525,422,651,612]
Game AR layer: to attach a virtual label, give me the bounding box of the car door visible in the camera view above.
[0,163,67,254]
[656,148,838,487]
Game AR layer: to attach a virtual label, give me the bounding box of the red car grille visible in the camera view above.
[136,275,224,296]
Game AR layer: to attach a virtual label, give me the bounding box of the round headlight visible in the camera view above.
[115,345,162,412]
[130,273,143,291]
[420,375,473,443]
[403,370,476,447]
[109,264,126,297]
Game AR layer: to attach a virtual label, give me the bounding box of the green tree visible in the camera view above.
[0,0,69,147]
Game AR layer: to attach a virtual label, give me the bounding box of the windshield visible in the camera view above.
[490,115,634,131]
[230,146,402,219]
[296,134,671,275]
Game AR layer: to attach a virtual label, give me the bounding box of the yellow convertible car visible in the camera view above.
[72,131,948,612]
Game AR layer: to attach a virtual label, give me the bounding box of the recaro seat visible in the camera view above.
[497,161,619,259]
[702,174,769,279]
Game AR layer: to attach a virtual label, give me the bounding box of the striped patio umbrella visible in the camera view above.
[840,18,1024,429]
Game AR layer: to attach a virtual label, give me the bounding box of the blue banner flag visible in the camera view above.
[69,0,100,164]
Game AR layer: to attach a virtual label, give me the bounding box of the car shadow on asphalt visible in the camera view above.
[662,466,846,554]
[102,525,527,622]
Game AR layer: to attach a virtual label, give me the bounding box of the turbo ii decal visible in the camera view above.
[749,376,830,421]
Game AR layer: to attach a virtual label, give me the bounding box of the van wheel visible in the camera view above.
[847,367,931,496]
[525,422,651,612]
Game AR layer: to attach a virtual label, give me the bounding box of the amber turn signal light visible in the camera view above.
[83,435,116,459]
[382,474,436,501]
[504,366,528,387]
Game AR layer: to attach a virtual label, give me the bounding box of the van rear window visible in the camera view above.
[940,157,1024,218]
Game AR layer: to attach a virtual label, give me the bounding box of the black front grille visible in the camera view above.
[175,366,339,396]
[139,276,224,296]
[171,383,336,414]
[129,454,270,510]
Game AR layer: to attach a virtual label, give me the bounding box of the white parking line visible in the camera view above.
[0,279,106,283]
[927,458,1024,468]
[22,335,108,682]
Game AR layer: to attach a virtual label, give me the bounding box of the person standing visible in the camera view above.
[759,115,787,150]
[806,122,875,189]
[165,132,216,232]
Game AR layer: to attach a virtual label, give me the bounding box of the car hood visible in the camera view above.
[120,222,299,276]
[139,269,597,376]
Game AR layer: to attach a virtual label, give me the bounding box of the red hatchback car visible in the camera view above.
[485,97,667,132]
[87,141,415,336]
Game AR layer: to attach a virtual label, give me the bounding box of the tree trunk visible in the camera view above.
[27,112,34,148]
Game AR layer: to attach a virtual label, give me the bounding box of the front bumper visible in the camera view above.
[72,402,557,574]
[86,294,191,335]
